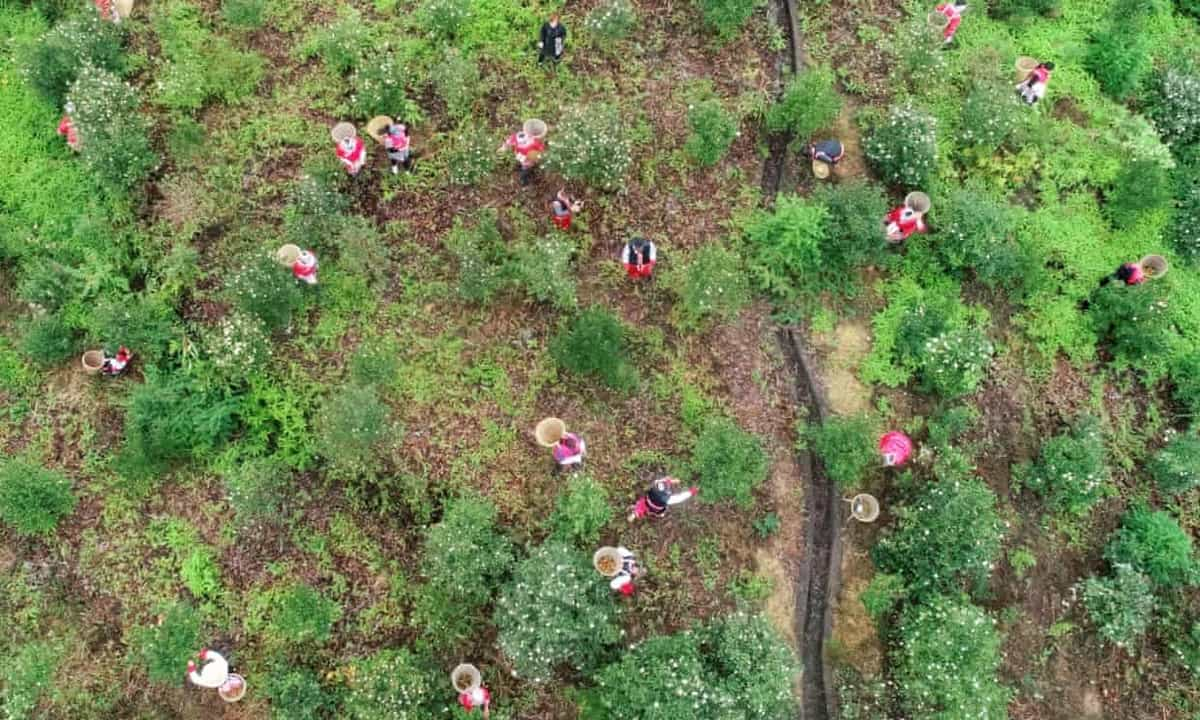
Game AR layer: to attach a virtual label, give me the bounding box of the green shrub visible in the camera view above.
[1086,24,1152,101]
[1082,564,1155,648]
[1148,430,1200,495]
[1172,161,1200,261]
[316,383,391,481]
[1019,417,1110,516]
[263,666,337,720]
[269,584,341,646]
[133,602,203,685]
[765,66,841,138]
[67,64,157,193]
[1,642,59,720]
[226,255,306,331]
[863,104,938,189]
[861,573,908,621]
[89,293,179,363]
[351,48,421,120]
[918,327,994,399]
[445,209,508,303]
[510,236,577,310]
[697,0,760,41]
[494,541,620,680]
[893,596,1011,720]
[1104,505,1196,588]
[549,475,612,545]
[873,476,1004,598]
[1087,281,1173,370]
[888,17,946,88]
[1147,66,1200,150]
[959,79,1023,153]
[1167,614,1200,679]
[447,123,498,185]
[745,195,827,301]
[284,172,350,245]
[225,456,291,528]
[685,98,739,167]
[19,12,125,107]
[810,181,888,288]
[344,648,435,720]
[432,47,482,120]
[181,547,222,601]
[0,458,76,537]
[935,187,1025,289]
[545,105,632,191]
[807,415,877,490]
[300,7,370,74]
[349,340,400,386]
[118,374,240,478]
[863,277,975,387]
[221,0,266,27]
[21,314,76,367]
[665,243,752,330]
[692,417,769,508]
[417,0,471,40]
[413,495,514,645]
[550,306,636,391]
[1105,158,1173,229]
[701,613,799,717]
[1170,349,1200,416]
[202,312,272,379]
[584,0,636,42]
[988,0,1060,18]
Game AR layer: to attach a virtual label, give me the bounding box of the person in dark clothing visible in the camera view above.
[627,477,698,522]
[538,14,567,64]
[809,140,845,166]
[1098,262,1145,287]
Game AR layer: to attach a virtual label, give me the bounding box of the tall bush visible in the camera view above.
[21,314,76,367]
[1148,430,1200,495]
[1019,417,1111,516]
[549,475,612,545]
[765,66,841,138]
[918,327,993,399]
[1147,66,1200,150]
[133,602,203,685]
[445,209,507,304]
[685,98,739,167]
[494,541,620,680]
[959,79,1022,153]
[1171,161,1200,261]
[935,188,1024,289]
[1081,564,1155,648]
[697,0,760,41]
[545,105,632,191]
[863,104,938,189]
[1086,21,1152,101]
[0,458,76,536]
[343,648,436,720]
[811,181,888,286]
[1087,281,1173,370]
[315,383,391,480]
[1104,505,1196,588]
[118,374,240,478]
[550,306,636,391]
[745,195,827,300]
[665,243,752,330]
[1105,158,1174,229]
[67,64,157,193]
[692,417,769,507]
[19,11,124,106]
[807,415,877,490]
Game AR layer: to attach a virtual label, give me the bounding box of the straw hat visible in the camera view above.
[523,119,548,139]
[330,122,357,143]
[1138,254,1168,279]
[534,417,566,447]
[366,115,394,144]
[275,244,302,267]
[812,158,831,180]
[593,547,623,577]
[451,664,482,693]
[904,191,931,214]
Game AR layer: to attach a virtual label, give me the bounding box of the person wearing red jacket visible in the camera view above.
[336,133,366,175]
[1016,61,1054,105]
[382,122,412,174]
[459,685,491,717]
[550,188,583,231]
[58,103,81,152]
[621,237,657,279]
[883,204,928,243]
[293,249,319,285]
[102,346,132,376]
[499,129,545,186]
[935,3,968,44]
[608,546,642,597]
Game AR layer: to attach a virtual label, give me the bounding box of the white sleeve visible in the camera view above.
[620,244,630,263]
[667,490,695,506]
[648,242,657,262]
[610,574,631,591]
[617,546,632,557]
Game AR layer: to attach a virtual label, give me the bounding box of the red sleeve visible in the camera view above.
[886,207,901,223]
[57,117,70,136]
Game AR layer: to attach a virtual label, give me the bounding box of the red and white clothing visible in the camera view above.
[621,239,657,279]
[459,686,491,713]
[58,115,81,151]
[552,432,586,466]
[936,3,966,43]
[551,192,580,230]
[505,132,545,169]
[608,546,640,596]
[95,0,121,22]
[879,431,913,467]
[188,650,229,689]
[383,126,410,162]
[629,477,697,520]
[1017,65,1051,104]
[293,250,318,285]
[336,136,366,175]
[884,205,927,242]
[1118,262,1145,285]
[102,346,131,375]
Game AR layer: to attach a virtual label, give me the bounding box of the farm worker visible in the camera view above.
[621,237,657,279]
[879,431,913,467]
[935,3,968,44]
[383,122,412,174]
[553,431,586,469]
[550,189,583,231]
[95,0,122,22]
[101,346,132,376]
[459,684,491,718]
[809,140,844,167]
[1099,262,1145,287]
[538,13,567,64]
[499,129,545,186]
[609,546,641,597]
[1016,61,1054,105]
[292,249,319,285]
[883,203,928,243]
[628,477,698,522]
[187,649,229,688]
[57,103,81,152]
[335,133,367,175]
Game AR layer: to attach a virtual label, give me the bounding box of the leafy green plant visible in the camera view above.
[224,456,292,528]
[807,415,877,490]
[284,172,350,246]
[893,596,1011,720]
[665,242,752,330]
[263,666,337,720]
[181,547,222,601]
[863,104,938,189]
[918,327,993,399]
[1148,430,1200,495]
[1105,158,1174,229]
[988,0,1060,18]
[860,573,908,621]
[133,602,203,685]
[700,613,799,717]
[1087,281,1174,371]
[959,78,1023,153]
[494,541,620,680]
[21,314,76,367]
[89,293,179,363]
[765,65,841,138]
[545,104,632,191]
[1086,21,1153,101]
[692,417,769,508]
[549,475,612,545]
[343,648,435,720]
[67,64,158,193]
[685,97,739,167]
[221,0,266,27]
[888,17,946,88]
[315,383,391,481]
[0,457,77,536]
[697,0,761,41]
[1,642,59,720]
[202,312,272,379]
[1081,563,1155,648]
[935,187,1025,289]
[18,12,124,106]
[432,47,482,120]
[550,306,637,391]
[118,374,240,479]
[810,180,888,287]
[300,6,370,74]
[1104,504,1196,588]
[510,236,577,310]
[417,0,471,40]
[351,48,421,119]
[226,255,306,331]
[445,209,509,303]
[447,123,498,185]
[268,584,341,646]
[1171,161,1200,261]
[584,0,636,42]
[753,512,781,538]
[873,476,1003,598]
[745,195,827,300]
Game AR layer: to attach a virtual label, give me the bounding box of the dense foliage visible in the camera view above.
[0,457,76,536]
[1019,416,1111,516]
[807,415,877,490]
[1148,430,1200,495]
[1082,563,1156,648]
[863,104,938,188]
[766,66,841,138]
[1104,505,1196,588]
[692,417,769,507]
[550,306,636,391]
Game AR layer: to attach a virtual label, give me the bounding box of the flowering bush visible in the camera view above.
[19,10,124,106]
[888,18,945,88]
[701,613,799,718]
[300,6,369,74]
[936,187,1025,289]
[550,306,637,391]
[685,98,739,167]
[1019,417,1111,516]
[811,181,889,286]
[266,584,341,646]
[0,457,76,537]
[417,0,471,39]
[494,541,620,680]
[1087,281,1173,370]
[959,79,1023,153]
[511,236,577,310]
[227,255,306,332]
[68,64,157,193]
[584,0,636,42]
[1086,22,1152,101]
[893,596,1010,720]
[549,474,612,545]
[765,65,841,137]
[445,210,507,303]
[203,312,271,378]
[316,383,391,481]
[666,242,752,330]
[284,173,350,245]
[224,456,290,529]
[806,415,877,490]
[873,475,1003,598]
[1171,161,1200,261]
[918,326,993,399]
[433,47,482,120]
[447,124,498,185]
[863,104,938,189]
[1081,564,1155,648]
[1148,429,1200,495]
[545,105,632,191]
[1104,504,1197,588]
[343,649,436,720]
[1147,67,1200,149]
[692,417,769,508]
[351,47,421,119]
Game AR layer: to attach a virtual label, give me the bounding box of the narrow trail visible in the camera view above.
[760,3,843,719]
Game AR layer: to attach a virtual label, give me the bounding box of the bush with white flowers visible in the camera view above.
[447,124,498,185]
[1019,416,1111,516]
[204,312,271,377]
[1081,563,1155,648]
[666,242,753,331]
[67,64,157,193]
[545,105,633,191]
[918,326,993,399]
[584,0,636,42]
[863,103,938,188]
[343,649,436,720]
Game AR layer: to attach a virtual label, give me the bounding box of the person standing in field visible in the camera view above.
[628,477,698,521]
[550,189,583,231]
[499,126,546,186]
[58,103,81,152]
[538,13,567,64]
[552,431,586,471]
[383,122,412,174]
[1016,61,1054,105]
[621,237,657,279]
[935,3,968,45]
[293,249,319,285]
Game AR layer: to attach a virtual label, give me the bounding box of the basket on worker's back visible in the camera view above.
[366,115,394,145]
[451,664,481,693]
[523,119,548,139]
[113,0,134,18]
[927,10,949,29]
[593,547,622,577]
[534,417,566,447]
[1139,254,1169,279]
